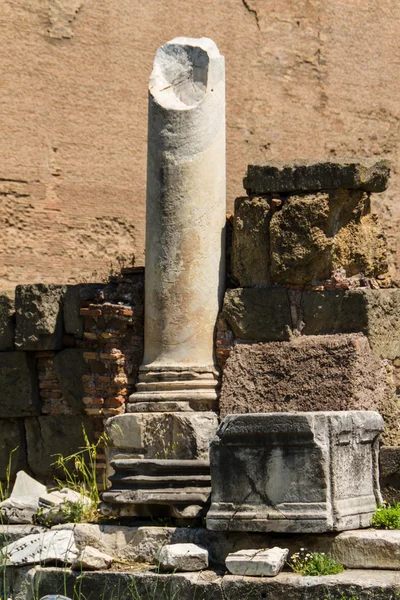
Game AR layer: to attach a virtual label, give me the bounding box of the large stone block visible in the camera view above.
[15,284,67,350]
[25,416,96,482]
[0,290,15,350]
[106,412,218,460]
[331,530,400,570]
[220,334,387,413]
[0,419,27,480]
[222,288,291,342]
[0,352,40,417]
[231,196,271,286]
[54,348,86,414]
[302,288,400,360]
[206,412,383,533]
[269,190,388,285]
[243,159,390,195]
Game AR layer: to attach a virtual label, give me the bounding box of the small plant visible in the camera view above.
[0,447,18,503]
[51,425,109,523]
[289,548,344,576]
[371,501,400,529]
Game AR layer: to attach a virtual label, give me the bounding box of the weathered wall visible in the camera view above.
[0,0,399,287]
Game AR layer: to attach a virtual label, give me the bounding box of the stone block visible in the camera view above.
[269,190,388,285]
[54,348,87,413]
[25,415,96,482]
[15,284,67,351]
[301,288,400,359]
[0,419,27,483]
[0,471,47,524]
[0,352,40,418]
[63,284,84,338]
[225,547,288,577]
[379,446,400,494]
[0,290,15,350]
[219,334,390,416]
[243,159,390,195]
[331,530,400,569]
[231,196,271,286]
[105,412,218,460]
[207,411,383,533]
[72,546,113,571]
[222,288,291,342]
[158,543,208,572]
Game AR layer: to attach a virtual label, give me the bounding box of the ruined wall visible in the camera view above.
[0,0,399,287]
[0,271,144,485]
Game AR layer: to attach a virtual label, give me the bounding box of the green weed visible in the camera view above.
[51,425,109,523]
[372,501,400,529]
[0,446,18,503]
[289,548,344,576]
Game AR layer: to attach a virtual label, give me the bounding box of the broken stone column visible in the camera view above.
[128,36,226,413]
[102,38,225,518]
[207,411,384,533]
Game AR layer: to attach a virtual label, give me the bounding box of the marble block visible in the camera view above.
[206,411,383,533]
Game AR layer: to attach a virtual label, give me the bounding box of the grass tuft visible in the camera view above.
[371,502,400,530]
[288,548,344,576]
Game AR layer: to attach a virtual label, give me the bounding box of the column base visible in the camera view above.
[128,366,219,412]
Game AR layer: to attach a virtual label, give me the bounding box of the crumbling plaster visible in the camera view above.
[0,0,399,286]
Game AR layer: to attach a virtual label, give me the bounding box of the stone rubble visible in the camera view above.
[71,545,114,571]
[0,471,46,524]
[158,543,209,572]
[225,547,289,577]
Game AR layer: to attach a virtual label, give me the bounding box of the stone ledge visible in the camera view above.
[243,158,390,195]
[25,567,400,600]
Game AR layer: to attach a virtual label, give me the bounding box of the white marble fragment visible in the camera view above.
[225,547,289,577]
[0,471,47,524]
[158,543,208,572]
[1,529,78,566]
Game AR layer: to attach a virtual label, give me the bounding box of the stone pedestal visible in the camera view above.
[102,37,225,517]
[206,412,384,533]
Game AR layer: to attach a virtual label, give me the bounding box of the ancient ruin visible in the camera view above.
[101,37,225,518]
[1,34,400,600]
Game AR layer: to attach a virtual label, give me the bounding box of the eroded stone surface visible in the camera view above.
[331,529,400,569]
[244,159,391,194]
[225,547,288,577]
[207,412,383,533]
[222,288,291,341]
[231,196,271,286]
[158,543,208,572]
[15,284,66,350]
[269,190,388,285]
[105,412,218,460]
[219,334,390,414]
[71,545,114,571]
[0,290,15,350]
[31,566,400,600]
[0,352,40,418]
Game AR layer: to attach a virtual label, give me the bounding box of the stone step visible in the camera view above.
[23,567,400,600]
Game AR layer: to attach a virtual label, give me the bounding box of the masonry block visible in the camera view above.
[0,290,15,350]
[222,287,291,341]
[105,412,218,460]
[25,415,96,482]
[219,335,400,445]
[54,348,87,414]
[15,284,67,350]
[243,159,390,195]
[0,352,40,417]
[231,196,271,287]
[301,288,400,359]
[206,412,383,533]
[269,190,388,285]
